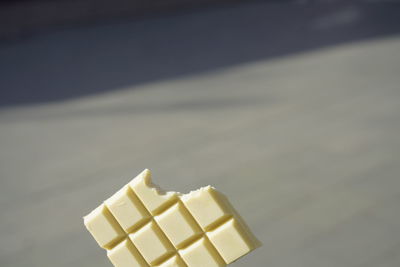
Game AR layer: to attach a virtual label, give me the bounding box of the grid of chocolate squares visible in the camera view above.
[84,169,261,266]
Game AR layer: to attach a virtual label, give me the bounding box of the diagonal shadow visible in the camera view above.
[0,1,400,107]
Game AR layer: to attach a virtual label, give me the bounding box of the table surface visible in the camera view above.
[1,2,400,267]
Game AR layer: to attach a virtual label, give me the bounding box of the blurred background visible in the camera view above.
[1,0,400,266]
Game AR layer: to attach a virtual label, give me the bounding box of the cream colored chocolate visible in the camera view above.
[179,237,225,267]
[107,239,149,267]
[84,169,261,267]
[158,255,187,267]
[84,204,125,249]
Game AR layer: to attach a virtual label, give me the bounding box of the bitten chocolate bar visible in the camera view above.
[84,169,261,267]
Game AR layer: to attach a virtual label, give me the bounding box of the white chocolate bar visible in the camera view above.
[84,169,261,266]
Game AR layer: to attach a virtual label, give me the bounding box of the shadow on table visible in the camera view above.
[1,1,400,107]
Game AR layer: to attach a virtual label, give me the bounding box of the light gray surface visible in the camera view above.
[1,36,400,267]
[1,8,400,267]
